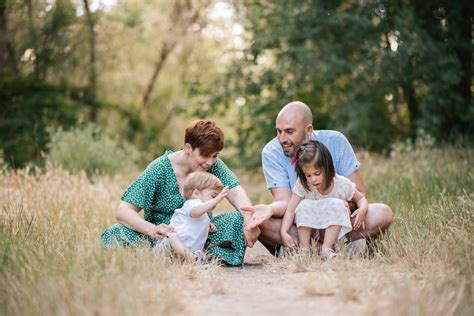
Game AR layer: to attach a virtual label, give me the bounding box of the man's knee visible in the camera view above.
[376,203,393,230]
[258,217,279,235]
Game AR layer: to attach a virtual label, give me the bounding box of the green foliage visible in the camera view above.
[208,0,472,169]
[0,77,79,167]
[46,124,141,176]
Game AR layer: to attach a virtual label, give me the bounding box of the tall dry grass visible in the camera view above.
[0,166,220,315]
[0,148,472,315]
[266,147,473,315]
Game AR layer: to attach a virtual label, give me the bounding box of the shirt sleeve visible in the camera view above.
[208,158,240,188]
[262,148,291,189]
[292,178,307,197]
[181,199,203,216]
[121,159,162,209]
[333,132,360,177]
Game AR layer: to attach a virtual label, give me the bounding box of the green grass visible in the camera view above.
[0,148,472,315]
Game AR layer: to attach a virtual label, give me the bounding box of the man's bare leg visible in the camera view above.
[346,203,393,241]
[258,217,299,255]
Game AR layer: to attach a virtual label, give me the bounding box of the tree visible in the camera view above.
[213,0,472,168]
[0,0,17,74]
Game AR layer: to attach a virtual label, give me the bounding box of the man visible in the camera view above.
[242,101,393,254]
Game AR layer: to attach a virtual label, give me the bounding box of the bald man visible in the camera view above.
[242,101,393,255]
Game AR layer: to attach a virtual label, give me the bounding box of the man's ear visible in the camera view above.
[306,124,314,138]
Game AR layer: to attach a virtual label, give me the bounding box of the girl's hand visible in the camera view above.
[281,232,296,248]
[215,186,229,202]
[148,224,175,240]
[351,208,368,231]
[209,223,217,233]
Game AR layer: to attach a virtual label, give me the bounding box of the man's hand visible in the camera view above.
[243,225,260,247]
[240,204,273,229]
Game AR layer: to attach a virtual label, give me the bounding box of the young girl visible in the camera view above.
[153,171,229,258]
[280,140,368,260]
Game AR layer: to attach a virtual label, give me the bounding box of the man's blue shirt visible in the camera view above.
[262,130,360,189]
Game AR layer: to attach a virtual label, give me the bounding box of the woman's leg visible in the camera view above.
[206,211,245,266]
[101,223,154,248]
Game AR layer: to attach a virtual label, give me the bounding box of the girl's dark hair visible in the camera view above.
[295,140,335,192]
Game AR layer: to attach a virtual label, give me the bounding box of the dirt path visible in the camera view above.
[178,243,366,315]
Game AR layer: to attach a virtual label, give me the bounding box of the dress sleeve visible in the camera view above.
[292,178,307,198]
[338,175,356,200]
[208,158,240,188]
[121,158,162,209]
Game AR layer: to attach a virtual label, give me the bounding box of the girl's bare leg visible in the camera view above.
[297,226,313,249]
[321,225,341,259]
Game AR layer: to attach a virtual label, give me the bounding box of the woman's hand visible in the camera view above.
[281,231,296,248]
[147,223,175,240]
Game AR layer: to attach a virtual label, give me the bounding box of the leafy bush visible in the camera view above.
[47,124,141,176]
[0,77,80,167]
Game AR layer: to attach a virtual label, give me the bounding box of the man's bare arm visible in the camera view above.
[241,187,292,229]
[268,187,293,217]
[347,170,367,198]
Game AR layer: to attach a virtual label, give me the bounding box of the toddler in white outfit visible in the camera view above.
[153,171,228,257]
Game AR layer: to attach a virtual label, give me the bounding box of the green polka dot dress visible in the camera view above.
[101,150,246,266]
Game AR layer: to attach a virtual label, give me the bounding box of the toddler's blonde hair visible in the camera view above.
[183,172,224,199]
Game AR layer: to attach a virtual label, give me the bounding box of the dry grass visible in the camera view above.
[0,148,472,315]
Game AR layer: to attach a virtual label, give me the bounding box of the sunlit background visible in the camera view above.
[1,0,472,171]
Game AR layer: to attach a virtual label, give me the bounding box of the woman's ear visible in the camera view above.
[183,143,192,154]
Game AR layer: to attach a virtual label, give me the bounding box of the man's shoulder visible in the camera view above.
[313,130,347,142]
[262,136,281,156]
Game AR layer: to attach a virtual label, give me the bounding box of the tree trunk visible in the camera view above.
[450,0,472,135]
[83,0,99,122]
[0,0,17,74]
[141,42,174,109]
[141,0,211,110]
[401,81,419,137]
[25,0,39,78]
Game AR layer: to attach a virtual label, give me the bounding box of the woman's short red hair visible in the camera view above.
[184,120,224,156]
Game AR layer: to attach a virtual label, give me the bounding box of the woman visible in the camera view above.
[101,120,259,266]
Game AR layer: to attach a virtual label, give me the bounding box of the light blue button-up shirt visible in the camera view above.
[262,130,360,189]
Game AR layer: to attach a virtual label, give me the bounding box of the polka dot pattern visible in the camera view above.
[101,150,246,266]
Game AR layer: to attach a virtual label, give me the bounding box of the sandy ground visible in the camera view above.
[177,243,366,316]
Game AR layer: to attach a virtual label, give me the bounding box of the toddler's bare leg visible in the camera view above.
[168,234,189,257]
[297,226,313,249]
